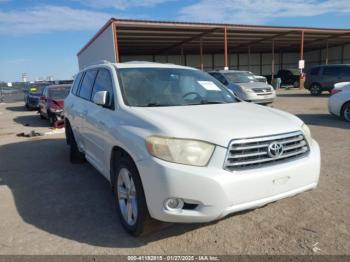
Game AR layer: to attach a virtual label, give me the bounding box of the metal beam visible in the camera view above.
[230,31,296,51]
[280,32,350,52]
[159,27,220,54]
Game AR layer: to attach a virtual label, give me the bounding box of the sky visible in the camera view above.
[1,0,350,82]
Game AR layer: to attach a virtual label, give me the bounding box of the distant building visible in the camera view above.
[21,73,28,82]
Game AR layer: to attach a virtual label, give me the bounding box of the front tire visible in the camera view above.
[48,111,56,126]
[341,102,350,122]
[113,156,149,236]
[310,83,322,96]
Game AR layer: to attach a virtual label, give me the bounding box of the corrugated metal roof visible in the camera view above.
[78,18,350,57]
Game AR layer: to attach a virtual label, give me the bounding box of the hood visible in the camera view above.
[49,99,64,108]
[130,102,303,147]
[237,82,272,89]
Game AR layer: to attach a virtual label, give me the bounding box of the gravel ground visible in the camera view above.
[0,89,349,255]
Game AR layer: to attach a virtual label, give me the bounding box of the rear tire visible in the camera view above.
[341,102,350,122]
[293,80,299,88]
[66,122,85,164]
[48,111,56,127]
[310,83,322,96]
[113,156,150,236]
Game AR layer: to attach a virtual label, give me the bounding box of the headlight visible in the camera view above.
[301,124,312,144]
[145,136,215,166]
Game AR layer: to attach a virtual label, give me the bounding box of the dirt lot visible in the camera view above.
[0,89,349,255]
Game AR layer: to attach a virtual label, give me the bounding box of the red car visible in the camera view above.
[38,84,71,126]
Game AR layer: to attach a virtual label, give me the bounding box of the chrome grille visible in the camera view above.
[224,131,309,171]
[252,87,272,94]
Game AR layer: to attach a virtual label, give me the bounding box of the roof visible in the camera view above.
[78,18,350,56]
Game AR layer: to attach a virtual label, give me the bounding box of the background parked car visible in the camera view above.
[305,64,350,96]
[266,69,301,88]
[209,70,276,104]
[23,82,49,110]
[38,84,71,125]
[254,75,268,84]
[328,83,350,122]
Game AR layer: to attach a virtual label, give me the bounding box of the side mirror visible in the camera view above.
[93,91,109,106]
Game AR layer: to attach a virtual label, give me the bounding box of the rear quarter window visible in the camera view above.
[78,69,98,100]
[71,73,83,95]
[323,66,342,76]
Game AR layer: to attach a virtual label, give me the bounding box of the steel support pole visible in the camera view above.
[299,30,304,89]
[224,27,228,69]
[259,53,263,76]
[271,39,275,82]
[180,46,184,65]
[248,46,251,71]
[200,39,204,70]
[112,23,120,63]
[326,40,329,65]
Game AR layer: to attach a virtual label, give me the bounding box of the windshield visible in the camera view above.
[224,72,257,83]
[48,86,71,100]
[118,68,237,107]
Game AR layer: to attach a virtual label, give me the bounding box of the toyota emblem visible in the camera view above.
[268,142,284,158]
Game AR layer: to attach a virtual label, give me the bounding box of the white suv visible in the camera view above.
[65,61,320,236]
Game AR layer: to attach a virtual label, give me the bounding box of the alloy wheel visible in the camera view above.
[344,105,350,122]
[117,168,138,226]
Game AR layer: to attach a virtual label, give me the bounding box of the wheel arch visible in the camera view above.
[109,146,139,190]
[341,100,350,118]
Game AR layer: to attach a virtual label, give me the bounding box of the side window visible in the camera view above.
[339,66,350,76]
[217,74,229,85]
[71,72,83,95]
[210,73,228,85]
[91,69,115,108]
[310,67,320,76]
[323,67,340,76]
[79,69,97,100]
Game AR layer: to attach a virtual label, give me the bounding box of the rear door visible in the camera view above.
[81,68,115,177]
[339,66,350,82]
[321,66,343,89]
[75,69,98,153]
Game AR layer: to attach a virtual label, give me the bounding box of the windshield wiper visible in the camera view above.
[143,102,171,107]
[186,100,226,105]
[200,100,226,104]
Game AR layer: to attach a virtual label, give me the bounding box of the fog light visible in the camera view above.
[164,198,184,210]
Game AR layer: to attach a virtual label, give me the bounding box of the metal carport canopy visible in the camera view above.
[78,18,350,62]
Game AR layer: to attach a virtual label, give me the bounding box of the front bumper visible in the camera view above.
[242,91,276,104]
[50,109,64,119]
[137,139,320,223]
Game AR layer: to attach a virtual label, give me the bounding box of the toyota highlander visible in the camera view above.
[64,61,320,236]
